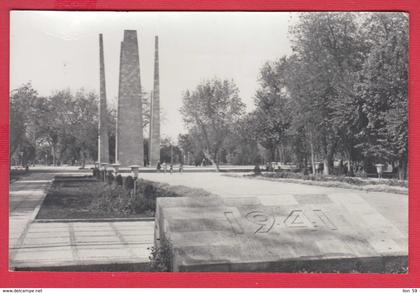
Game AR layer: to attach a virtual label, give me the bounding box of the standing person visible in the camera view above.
[156,161,161,173]
[169,163,173,174]
[163,162,167,173]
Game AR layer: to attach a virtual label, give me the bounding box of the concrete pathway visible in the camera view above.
[9,169,154,270]
[11,221,153,270]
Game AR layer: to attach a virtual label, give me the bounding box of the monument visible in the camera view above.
[116,30,144,166]
[98,33,109,164]
[155,194,407,272]
[149,36,161,166]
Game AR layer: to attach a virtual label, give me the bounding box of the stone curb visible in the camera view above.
[34,217,155,223]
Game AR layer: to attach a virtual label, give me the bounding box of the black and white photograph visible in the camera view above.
[9,11,408,273]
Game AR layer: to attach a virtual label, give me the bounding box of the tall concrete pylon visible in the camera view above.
[116,30,144,166]
[98,33,109,164]
[149,36,161,166]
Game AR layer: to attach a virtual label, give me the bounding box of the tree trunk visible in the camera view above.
[203,149,219,172]
[268,146,276,163]
[52,145,56,166]
[278,145,282,164]
[80,150,86,169]
[323,158,329,175]
[274,146,279,162]
[310,141,315,175]
[323,154,334,176]
[347,159,354,177]
[399,155,408,180]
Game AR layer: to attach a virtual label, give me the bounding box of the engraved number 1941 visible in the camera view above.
[225,209,337,234]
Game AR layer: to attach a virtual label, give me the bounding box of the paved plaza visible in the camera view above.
[9,168,407,271]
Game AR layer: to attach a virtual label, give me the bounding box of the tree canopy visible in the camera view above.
[10,84,113,166]
[180,78,245,170]
[179,12,407,179]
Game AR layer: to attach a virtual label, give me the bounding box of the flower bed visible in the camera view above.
[36,175,211,220]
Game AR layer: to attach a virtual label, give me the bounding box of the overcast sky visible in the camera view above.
[10,11,296,140]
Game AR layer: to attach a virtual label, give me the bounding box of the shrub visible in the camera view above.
[149,239,173,272]
[144,184,156,200]
[128,192,149,214]
[124,176,135,190]
[354,169,367,178]
[92,167,100,178]
[107,171,114,184]
[98,170,106,181]
[115,174,123,186]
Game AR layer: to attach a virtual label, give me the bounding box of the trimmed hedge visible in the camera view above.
[10,168,29,181]
[255,171,407,188]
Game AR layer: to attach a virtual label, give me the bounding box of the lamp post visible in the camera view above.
[130,165,140,178]
[130,165,140,198]
[101,163,108,181]
[112,163,121,176]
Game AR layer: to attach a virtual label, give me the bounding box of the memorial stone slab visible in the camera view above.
[155,194,407,272]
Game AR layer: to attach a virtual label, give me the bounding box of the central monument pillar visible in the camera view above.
[116,30,144,166]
